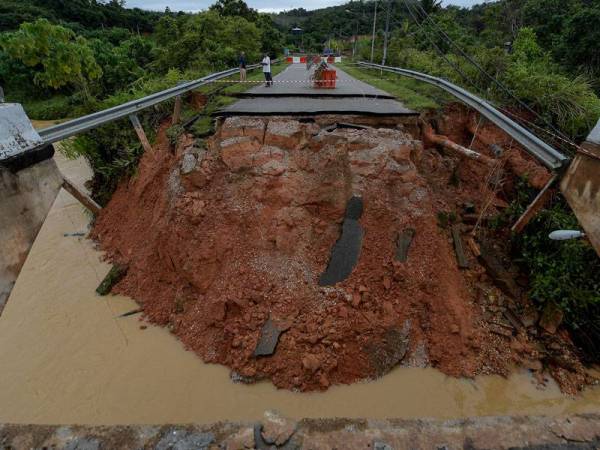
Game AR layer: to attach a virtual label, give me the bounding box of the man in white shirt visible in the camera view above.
[261,54,272,87]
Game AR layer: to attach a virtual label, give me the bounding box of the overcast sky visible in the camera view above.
[126,0,485,13]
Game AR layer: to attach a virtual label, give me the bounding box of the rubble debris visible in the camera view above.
[539,303,564,334]
[466,236,481,257]
[63,232,86,237]
[156,429,214,450]
[254,319,284,357]
[95,264,128,296]
[118,308,143,318]
[502,308,524,332]
[395,228,415,262]
[91,114,590,392]
[260,410,298,447]
[367,322,411,378]
[325,122,370,132]
[478,244,520,298]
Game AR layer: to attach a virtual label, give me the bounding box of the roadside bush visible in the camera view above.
[508,180,600,360]
[61,69,189,204]
[21,95,78,120]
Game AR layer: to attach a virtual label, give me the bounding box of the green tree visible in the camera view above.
[210,0,258,22]
[153,11,262,73]
[1,19,101,99]
[559,5,600,78]
[419,0,442,15]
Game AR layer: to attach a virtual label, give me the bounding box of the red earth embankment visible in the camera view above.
[92,114,588,392]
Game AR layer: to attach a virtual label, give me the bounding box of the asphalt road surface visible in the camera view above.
[220,64,417,116]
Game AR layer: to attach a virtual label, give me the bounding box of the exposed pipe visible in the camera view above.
[421,122,496,167]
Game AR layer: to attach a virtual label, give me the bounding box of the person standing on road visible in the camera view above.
[261,53,272,87]
[239,51,247,82]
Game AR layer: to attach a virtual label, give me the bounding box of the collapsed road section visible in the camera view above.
[91,105,590,392]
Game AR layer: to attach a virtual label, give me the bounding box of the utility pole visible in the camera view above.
[370,1,378,62]
[382,0,391,66]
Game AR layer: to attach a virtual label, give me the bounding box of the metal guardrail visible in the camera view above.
[38,63,264,145]
[358,61,569,170]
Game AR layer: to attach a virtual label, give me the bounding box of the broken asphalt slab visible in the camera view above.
[319,197,364,286]
[254,319,285,357]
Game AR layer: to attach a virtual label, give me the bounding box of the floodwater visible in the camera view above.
[0,137,599,425]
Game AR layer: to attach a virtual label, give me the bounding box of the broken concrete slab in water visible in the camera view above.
[319,197,364,286]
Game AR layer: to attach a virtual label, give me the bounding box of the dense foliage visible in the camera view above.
[0,0,282,115]
[501,181,600,360]
[0,0,282,201]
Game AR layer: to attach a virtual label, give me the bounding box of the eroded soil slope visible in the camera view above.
[92,115,586,392]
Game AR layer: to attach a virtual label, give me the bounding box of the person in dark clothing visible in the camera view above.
[239,52,247,81]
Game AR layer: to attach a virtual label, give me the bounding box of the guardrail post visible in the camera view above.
[172,95,182,126]
[128,114,153,153]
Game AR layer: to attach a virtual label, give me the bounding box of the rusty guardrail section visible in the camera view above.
[561,119,600,256]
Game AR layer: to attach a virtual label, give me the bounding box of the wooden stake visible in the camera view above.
[511,174,557,234]
[129,114,153,153]
[62,178,101,215]
[466,236,481,257]
[452,225,469,269]
[172,95,182,125]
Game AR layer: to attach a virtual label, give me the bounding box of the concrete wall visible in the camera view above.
[561,119,600,256]
[0,159,62,313]
[1,414,600,449]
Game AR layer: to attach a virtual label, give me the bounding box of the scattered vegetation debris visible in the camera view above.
[95,264,128,296]
[437,211,457,229]
[478,243,520,299]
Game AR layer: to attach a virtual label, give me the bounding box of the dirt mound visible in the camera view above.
[92,115,584,392]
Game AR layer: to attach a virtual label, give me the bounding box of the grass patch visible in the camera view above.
[17,95,79,120]
[337,62,448,111]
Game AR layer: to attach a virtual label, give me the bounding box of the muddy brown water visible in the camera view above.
[0,132,599,425]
